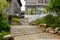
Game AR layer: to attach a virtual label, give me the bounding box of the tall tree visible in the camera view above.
[46,0,60,16]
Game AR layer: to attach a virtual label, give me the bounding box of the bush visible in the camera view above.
[31,14,60,30]
[13,15,20,19]
[12,18,20,23]
[44,14,57,28]
[31,18,45,25]
[44,14,60,29]
[0,12,10,32]
[0,34,3,40]
[44,14,54,24]
[1,31,10,36]
[0,0,10,32]
[54,17,60,27]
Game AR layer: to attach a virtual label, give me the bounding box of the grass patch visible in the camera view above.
[0,32,11,40]
[1,31,11,36]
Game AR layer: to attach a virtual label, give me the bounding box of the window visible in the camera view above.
[27,8,31,15]
[27,8,36,15]
[37,7,44,14]
[31,8,36,15]
[45,0,49,4]
[38,0,44,3]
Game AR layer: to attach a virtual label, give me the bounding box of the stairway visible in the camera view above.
[11,26,43,36]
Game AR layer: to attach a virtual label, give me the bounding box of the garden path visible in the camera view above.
[11,25,60,40]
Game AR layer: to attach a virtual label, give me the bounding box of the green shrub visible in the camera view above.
[44,14,54,24]
[54,17,60,27]
[13,15,20,19]
[0,12,10,32]
[0,34,3,40]
[31,18,45,25]
[12,18,20,23]
[32,14,60,29]
[0,0,10,32]
[1,31,10,36]
[44,14,60,28]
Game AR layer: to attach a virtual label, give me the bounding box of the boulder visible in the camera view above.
[55,27,59,33]
[46,27,52,32]
[49,28,56,34]
[57,31,60,34]
[3,34,14,40]
[39,24,47,31]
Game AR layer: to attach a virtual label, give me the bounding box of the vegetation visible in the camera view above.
[46,0,60,30]
[46,0,60,16]
[12,15,20,23]
[13,15,20,19]
[0,0,10,32]
[12,18,20,23]
[31,14,60,29]
[44,14,57,28]
[0,0,10,40]
[31,18,45,25]
[0,32,10,40]
[1,31,10,36]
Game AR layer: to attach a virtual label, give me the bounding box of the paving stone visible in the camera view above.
[11,25,60,40]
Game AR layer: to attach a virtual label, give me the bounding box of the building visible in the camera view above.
[24,0,50,22]
[6,0,22,16]
[25,0,50,15]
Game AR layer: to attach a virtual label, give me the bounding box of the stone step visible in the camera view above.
[11,26,42,36]
[20,19,29,25]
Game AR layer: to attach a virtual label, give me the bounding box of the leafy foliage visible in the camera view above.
[0,0,9,11]
[46,0,60,16]
[31,18,45,25]
[54,17,60,27]
[0,0,10,32]
[44,14,55,27]
[44,14,60,28]
[46,0,60,29]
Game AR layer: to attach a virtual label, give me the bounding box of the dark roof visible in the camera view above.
[17,0,22,6]
[7,0,22,6]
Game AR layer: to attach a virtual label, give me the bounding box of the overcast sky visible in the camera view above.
[21,0,25,11]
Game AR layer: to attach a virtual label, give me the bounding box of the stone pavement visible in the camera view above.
[14,33,60,40]
[11,25,60,40]
[11,25,43,36]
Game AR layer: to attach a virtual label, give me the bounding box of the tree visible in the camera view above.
[0,0,10,32]
[46,0,60,16]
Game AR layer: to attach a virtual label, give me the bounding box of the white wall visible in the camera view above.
[24,14,48,23]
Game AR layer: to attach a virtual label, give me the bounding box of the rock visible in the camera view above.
[3,34,14,40]
[57,31,60,34]
[49,30,56,34]
[49,28,56,34]
[39,24,47,32]
[46,27,52,32]
[46,27,58,34]
[55,27,59,33]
